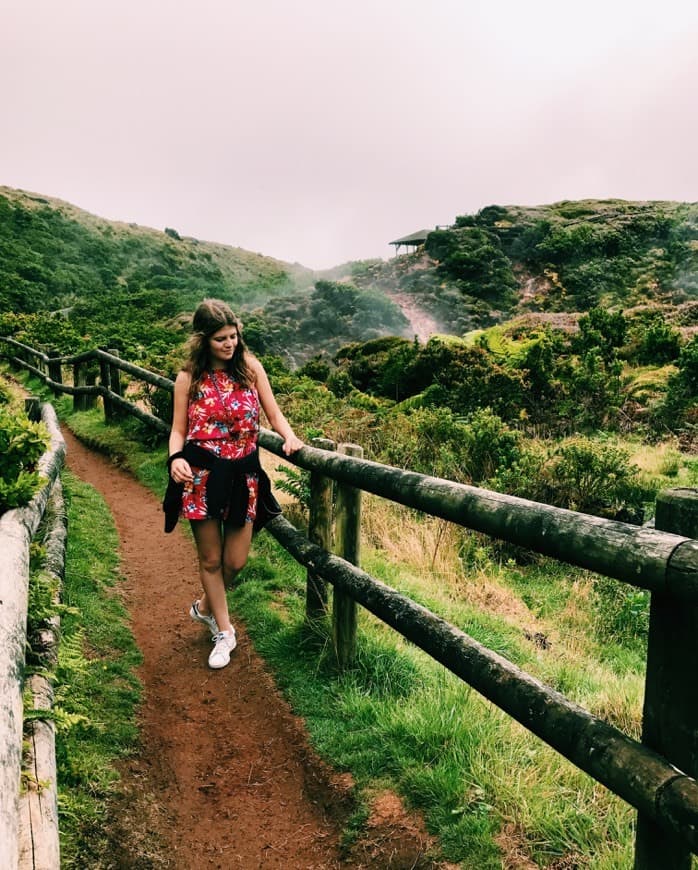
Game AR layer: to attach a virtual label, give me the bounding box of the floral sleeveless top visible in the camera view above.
[186,370,259,458]
[181,370,260,522]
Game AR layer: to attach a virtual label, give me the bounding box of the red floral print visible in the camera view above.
[181,371,259,523]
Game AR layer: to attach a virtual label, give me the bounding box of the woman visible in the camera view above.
[165,299,303,669]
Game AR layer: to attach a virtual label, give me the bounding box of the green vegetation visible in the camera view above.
[243,278,410,363]
[3,189,698,866]
[349,199,698,338]
[25,469,142,867]
[13,367,697,866]
[0,389,48,512]
[0,186,292,314]
[321,308,697,451]
[0,188,408,368]
[229,525,646,867]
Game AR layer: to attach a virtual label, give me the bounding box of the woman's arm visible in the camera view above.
[169,370,194,482]
[250,357,303,456]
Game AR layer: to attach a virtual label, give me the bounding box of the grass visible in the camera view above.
[28,470,143,867]
[10,366,696,867]
[234,531,640,867]
[627,435,698,488]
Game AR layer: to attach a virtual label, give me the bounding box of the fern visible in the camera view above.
[274,465,311,511]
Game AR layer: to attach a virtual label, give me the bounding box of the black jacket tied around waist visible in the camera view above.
[162,442,281,533]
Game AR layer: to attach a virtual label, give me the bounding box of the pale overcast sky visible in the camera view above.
[3,0,698,269]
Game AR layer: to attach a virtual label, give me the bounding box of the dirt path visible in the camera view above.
[62,428,441,870]
[62,428,352,868]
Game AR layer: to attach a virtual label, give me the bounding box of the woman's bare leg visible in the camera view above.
[190,519,233,633]
[222,521,254,586]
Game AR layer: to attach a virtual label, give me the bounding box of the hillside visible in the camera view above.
[0,186,311,318]
[1,189,698,372]
[347,199,698,338]
[0,186,410,365]
[4,193,697,868]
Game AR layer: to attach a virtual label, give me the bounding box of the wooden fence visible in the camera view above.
[0,399,66,870]
[2,336,698,868]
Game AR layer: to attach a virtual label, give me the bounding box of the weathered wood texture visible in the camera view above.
[635,488,698,869]
[93,348,174,392]
[72,361,89,412]
[333,444,362,667]
[0,405,65,870]
[107,390,170,433]
[18,476,65,870]
[107,348,123,419]
[19,680,59,870]
[98,351,114,422]
[265,513,698,853]
[0,337,175,395]
[7,356,101,399]
[306,438,336,620]
[6,351,169,435]
[0,336,50,365]
[46,352,62,398]
[258,430,698,596]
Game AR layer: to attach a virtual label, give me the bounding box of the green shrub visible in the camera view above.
[492,436,651,522]
[458,408,521,484]
[378,407,471,482]
[548,438,649,520]
[327,369,354,398]
[298,354,331,383]
[0,405,49,512]
[650,336,698,435]
[592,576,649,650]
[636,318,682,365]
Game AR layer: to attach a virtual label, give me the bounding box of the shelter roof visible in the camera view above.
[389,229,432,246]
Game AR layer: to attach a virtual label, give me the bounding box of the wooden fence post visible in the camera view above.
[47,351,62,396]
[98,351,113,423]
[306,438,335,621]
[635,487,698,869]
[85,367,98,409]
[73,361,86,412]
[108,349,123,417]
[333,443,362,668]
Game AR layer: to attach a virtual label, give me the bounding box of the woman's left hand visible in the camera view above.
[282,434,304,455]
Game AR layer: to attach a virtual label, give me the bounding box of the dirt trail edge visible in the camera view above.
[62,428,443,870]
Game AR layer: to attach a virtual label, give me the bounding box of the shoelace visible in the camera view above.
[211,631,234,645]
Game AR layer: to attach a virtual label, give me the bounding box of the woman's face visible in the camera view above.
[208,324,239,367]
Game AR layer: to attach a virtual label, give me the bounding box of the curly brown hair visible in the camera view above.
[183,298,252,396]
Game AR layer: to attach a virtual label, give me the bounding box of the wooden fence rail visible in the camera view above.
[2,336,698,867]
[0,401,66,870]
[265,512,698,853]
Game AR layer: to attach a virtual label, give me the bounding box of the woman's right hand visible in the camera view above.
[170,458,194,484]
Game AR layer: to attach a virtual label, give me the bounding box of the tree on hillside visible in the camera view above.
[425,226,517,310]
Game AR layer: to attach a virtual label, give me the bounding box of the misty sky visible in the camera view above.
[3,0,698,269]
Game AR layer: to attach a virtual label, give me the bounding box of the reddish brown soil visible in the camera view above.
[62,427,445,869]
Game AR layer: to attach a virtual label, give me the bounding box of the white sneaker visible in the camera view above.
[208,629,237,669]
[190,600,219,636]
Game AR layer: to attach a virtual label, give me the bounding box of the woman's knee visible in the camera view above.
[199,553,223,575]
[223,554,248,581]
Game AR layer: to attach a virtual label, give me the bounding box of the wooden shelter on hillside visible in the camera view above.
[389,229,432,255]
